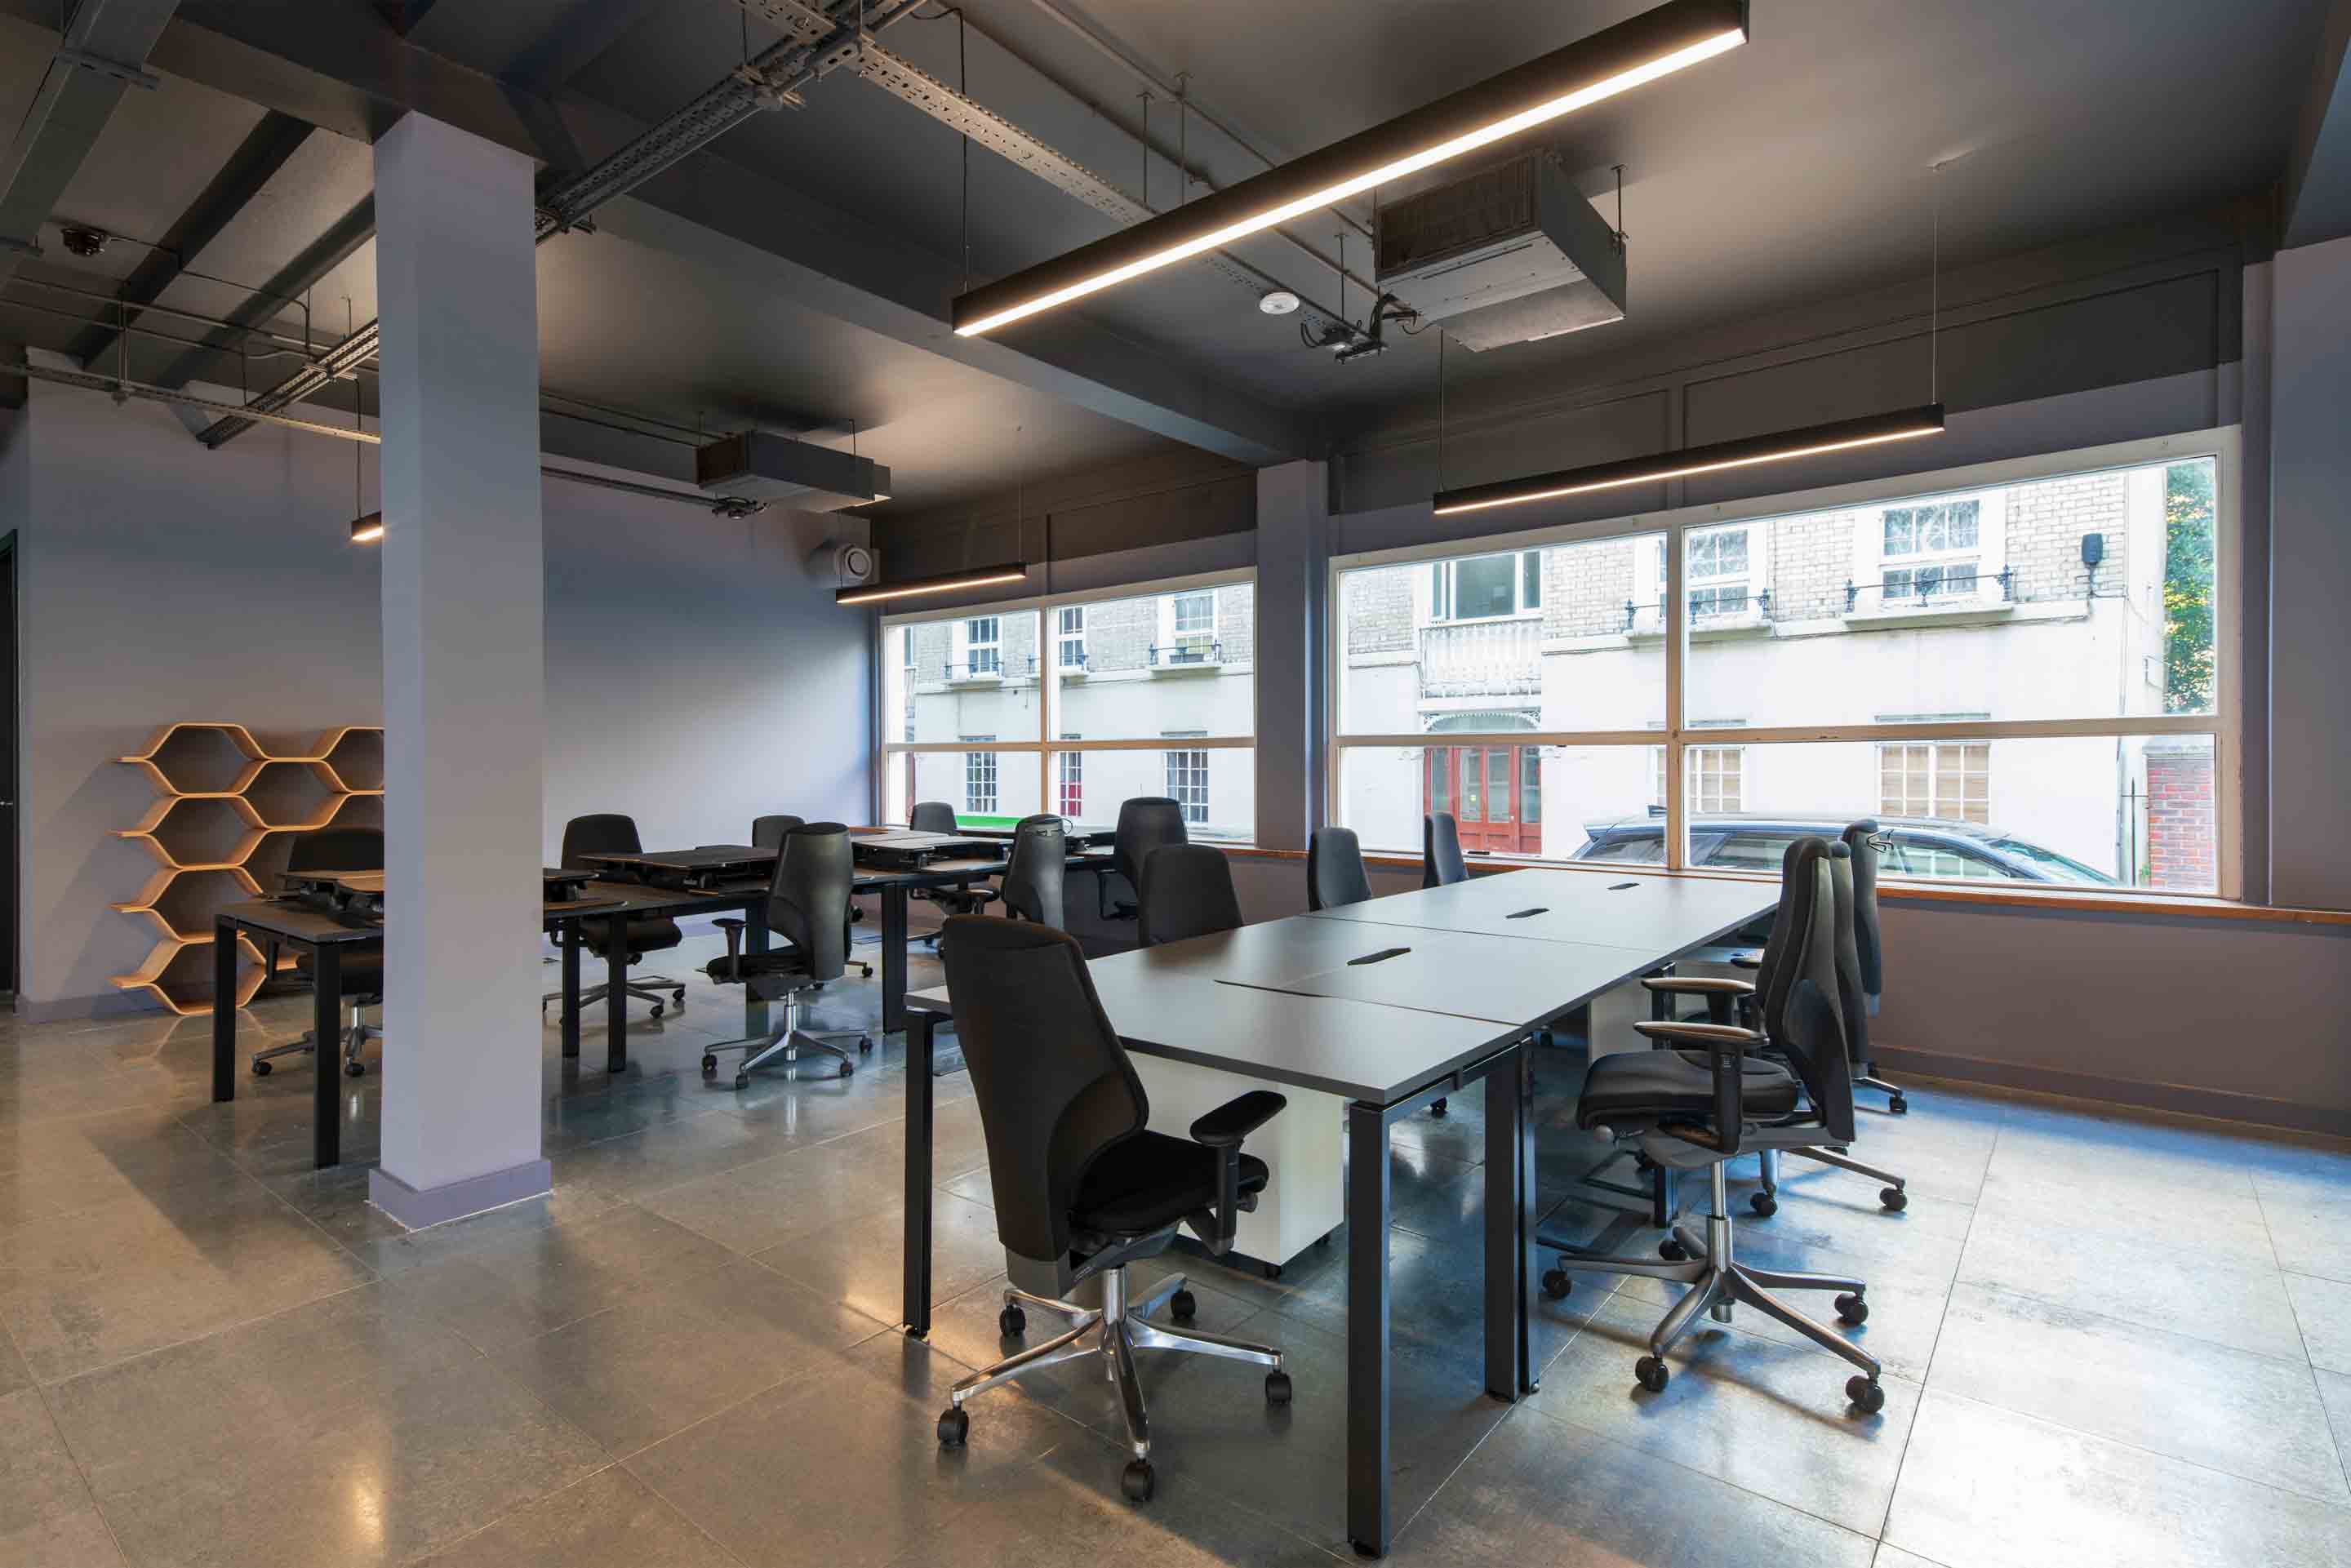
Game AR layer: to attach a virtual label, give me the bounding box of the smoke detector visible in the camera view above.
[1258,290,1301,315]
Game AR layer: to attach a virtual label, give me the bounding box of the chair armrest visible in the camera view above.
[1190,1090,1287,1148]
[1632,1020,1762,1046]
[713,917,744,971]
[1729,949,1763,970]
[1639,975,1753,997]
[1632,1022,1755,1158]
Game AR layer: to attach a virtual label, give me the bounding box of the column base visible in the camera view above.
[369,1157,553,1231]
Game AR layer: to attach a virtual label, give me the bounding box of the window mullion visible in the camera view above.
[1664,523,1687,872]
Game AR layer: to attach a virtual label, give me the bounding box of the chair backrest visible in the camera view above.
[765,823,851,981]
[1423,811,1467,887]
[561,812,642,868]
[1137,843,1242,946]
[910,800,958,834]
[1113,797,1189,892]
[942,915,1149,1273]
[1754,836,1858,1145]
[1307,825,1373,912]
[286,825,384,874]
[998,813,1068,927]
[1840,818,1884,1004]
[752,814,803,851]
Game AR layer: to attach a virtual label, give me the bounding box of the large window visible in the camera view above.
[882,572,1255,842]
[1333,433,2235,895]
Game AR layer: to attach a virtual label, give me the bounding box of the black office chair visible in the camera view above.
[932,915,1291,1501]
[1137,843,1241,946]
[700,822,871,1088]
[540,813,687,1020]
[251,826,384,1079]
[1307,825,1373,912]
[1098,796,1188,922]
[1544,837,1887,1414]
[998,813,1067,928]
[1842,819,1907,1114]
[1423,811,1468,887]
[910,799,994,941]
[751,813,803,851]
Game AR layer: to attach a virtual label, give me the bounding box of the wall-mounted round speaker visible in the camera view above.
[836,542,877,584]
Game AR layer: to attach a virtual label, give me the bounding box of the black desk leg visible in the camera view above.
[211,917,238,1103]
[605,910,629,1074]
[880,886,909,1033]
[1484,1042,1537,1399]
[744,904,771,1039]
[312,943,342,1170]
[559,924,581,1059]
[900,1008,936,1337]
[1346,1099,1393,1558]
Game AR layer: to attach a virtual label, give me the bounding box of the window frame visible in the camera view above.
[877,566,1258,840]
[1056,605,1088,670]
[1327,427,2242,900]
[1425,548,1544,624]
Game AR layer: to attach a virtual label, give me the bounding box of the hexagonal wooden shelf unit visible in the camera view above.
[110,722,384,1015]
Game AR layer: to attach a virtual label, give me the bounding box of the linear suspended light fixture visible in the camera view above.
[349,513,383,544]
[950,0,1748,337]
[1431,404,1948,517]
[836,562,1029,606]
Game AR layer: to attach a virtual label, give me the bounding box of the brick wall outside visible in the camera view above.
[1545,537,1642,638]
[2004,473,2129,603]
[2145,744,2215,890]
[1767,510,1855,620]
[1347,565,1415,654]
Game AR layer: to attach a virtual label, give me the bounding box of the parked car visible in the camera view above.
[1570,812,2121,886]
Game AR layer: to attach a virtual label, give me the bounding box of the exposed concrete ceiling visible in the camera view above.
[0,0,2333,514]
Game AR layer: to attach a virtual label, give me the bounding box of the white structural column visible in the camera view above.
[1254,460,1331,851]
[367,113,551,1228]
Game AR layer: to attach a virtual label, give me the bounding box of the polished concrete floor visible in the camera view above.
[5,930,2351,1566]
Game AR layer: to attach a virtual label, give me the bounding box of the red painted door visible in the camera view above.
[1425,745,1542,855]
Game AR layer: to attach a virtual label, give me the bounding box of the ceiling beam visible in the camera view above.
[69,0,1320,462]
[2284,0,2351,248]
[0,0,184,288]
[149,192,373,389]
[65,108,313,367]
[504,0,672,94]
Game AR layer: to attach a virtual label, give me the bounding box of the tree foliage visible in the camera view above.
[2162,462,2215,714]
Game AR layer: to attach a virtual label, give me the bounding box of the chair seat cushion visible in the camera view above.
[296,948,383,1000]
[1072,1130,1269,1238]
[582,914,684,958]
[704,946,810,984]
[1577,1048,1798,1127]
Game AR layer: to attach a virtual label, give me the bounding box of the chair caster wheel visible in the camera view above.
[1880,1187,1908,1211]
[732,1073,750,1091]
[1847,1375,1885,1414]
[1887,1095,1909,1115]
[998,1305,1026,1337]
[345,1060,366,1078]
[251,1059,272,1077]
[838,1061,854,1077]
[701,1055,718,1077]
[1120,1459,1155,1503]
[936,1406,968,1447]
[1634,1356,1669,1393]
[1659,1238,1689,1262]
[1169,1289,1198,1321]
[859,1037,873,1053]
[673,989,686,1006]
[1541,1268,1572,1299]
[1835,1293,1868,1325]
[1750,1192,1777,1217]
[1265,1370,1292,1406]
[1429,1097,1447,1117]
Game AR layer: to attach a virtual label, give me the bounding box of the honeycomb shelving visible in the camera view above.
[110,722,385,1015]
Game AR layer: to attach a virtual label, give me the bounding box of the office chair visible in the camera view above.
[540,814,687,1021]
[932,915,1291,1502]
[1842,819,1908,1114]
[1423,811,1468,887]
[1544,837,1887,1413]
[251,826,384,1079]
[1137,843,1241,946]
[700,822,871,1088]
[910,799,994,942]
[1645,821,1908,1218]
[997,813,1067,928]
[1098,796,1188,922]
[752,815,873,977]
[1306,825,1373,911]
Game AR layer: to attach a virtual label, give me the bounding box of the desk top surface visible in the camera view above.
[1307,869,1775,954]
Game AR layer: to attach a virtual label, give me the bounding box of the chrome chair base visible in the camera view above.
[1548,1163,1885,1410]
[942,1266,1287,1498]
[251,1002,378,1079]
[1756,1145,1910,1214]
[542,972,687,1019]
[700,993,871,1089]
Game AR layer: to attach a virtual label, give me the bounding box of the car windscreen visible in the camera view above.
[1988,837,2120,885]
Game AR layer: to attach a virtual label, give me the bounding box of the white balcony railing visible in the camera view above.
[1418,618,1541,698]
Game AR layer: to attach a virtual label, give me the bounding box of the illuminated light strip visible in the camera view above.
[953,0,1745,336]
[349,513,384,544]
[835,564,1029,606]
[1431,406,1948,517]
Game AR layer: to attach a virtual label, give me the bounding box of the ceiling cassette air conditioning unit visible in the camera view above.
[1375,149,1627,351]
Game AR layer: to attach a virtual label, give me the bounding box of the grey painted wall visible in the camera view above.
[2267,235,2351,910]
[14,375,869,1016]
